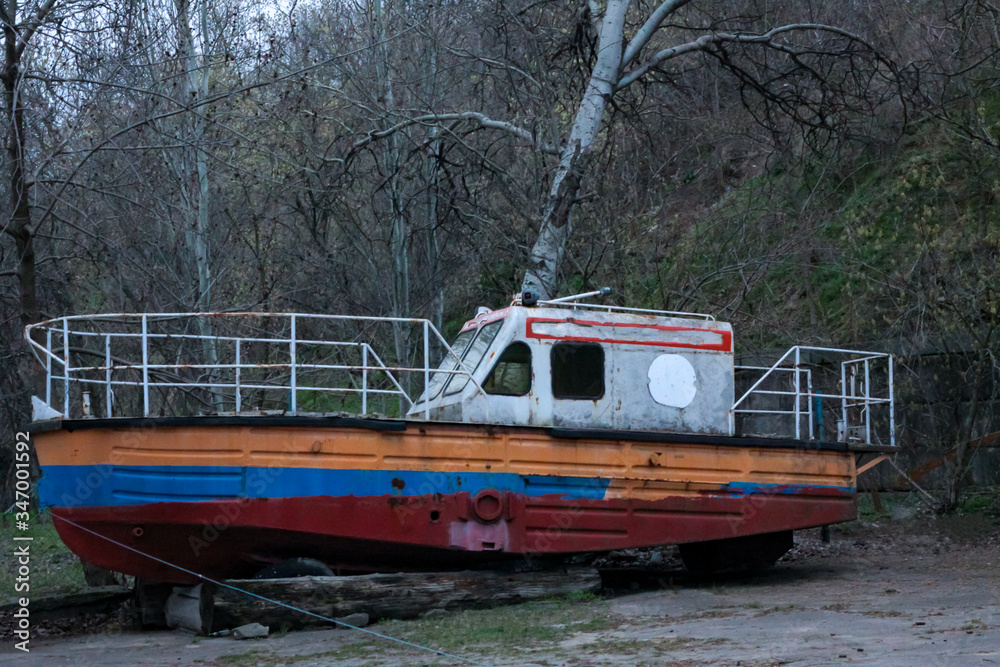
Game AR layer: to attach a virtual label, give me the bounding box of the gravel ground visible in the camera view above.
[2,513,999,666]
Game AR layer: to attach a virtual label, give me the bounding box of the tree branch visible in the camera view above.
[617,33,714,90]
[617,23,883,91]
[621,0,695,68]
[15,0,58,58]
[351,111,559,155]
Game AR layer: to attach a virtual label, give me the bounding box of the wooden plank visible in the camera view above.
[1,586,131,620]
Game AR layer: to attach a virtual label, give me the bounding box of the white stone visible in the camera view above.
[232,623,270,639]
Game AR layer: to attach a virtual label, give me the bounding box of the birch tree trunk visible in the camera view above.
[521,1,629,301]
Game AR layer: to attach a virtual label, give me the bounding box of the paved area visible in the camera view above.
[2,518,998,666]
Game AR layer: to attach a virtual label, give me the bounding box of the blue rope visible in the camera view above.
[51,514,487,665]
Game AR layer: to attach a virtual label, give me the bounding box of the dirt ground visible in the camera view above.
[2,513,999,666]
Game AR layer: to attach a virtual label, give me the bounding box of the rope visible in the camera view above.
[51,514,487,665]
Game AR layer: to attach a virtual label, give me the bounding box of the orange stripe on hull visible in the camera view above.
[34,421,856,502]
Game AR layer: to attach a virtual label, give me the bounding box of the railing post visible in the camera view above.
[362,345,368,415]
[141,314,149,417]
[289,315,297,414]
[235,338,241,413]
[62,318,70,417]
[45,328,52,406]
[793,346,801,440]
[864,358,871,444]
[840,361,847,441]
[806,368,814,441]
[888,355,895,447]
[105,334,112,418]
[423,320,430,420]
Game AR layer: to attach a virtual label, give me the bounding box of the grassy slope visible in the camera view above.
[646,114,1000,355]
[1,512,87,600]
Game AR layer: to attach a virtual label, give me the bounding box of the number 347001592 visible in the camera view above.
[14,432,32,520]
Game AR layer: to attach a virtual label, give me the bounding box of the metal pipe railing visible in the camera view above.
[25,312,482,421]
[732,345,895,447]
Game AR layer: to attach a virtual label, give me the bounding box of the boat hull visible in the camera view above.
[32,417,858,583]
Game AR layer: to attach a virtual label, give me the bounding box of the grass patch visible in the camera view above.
[958,489,1000,517]
[223,597,616,666]
[860,610,904,618]
[580,637,655,655]
[217,640,383,667]
[754,604,802,617]
[856,492,921,521]
[581,636,731,655]
[218,650,266,665]
[301,641,380,662]
[0,511,88,599]
[561,589,601,603]
[658,636,731,651]
[375,596,616,654]
[673,609,739,622]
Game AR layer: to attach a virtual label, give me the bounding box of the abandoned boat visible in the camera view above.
[25,289,894,583]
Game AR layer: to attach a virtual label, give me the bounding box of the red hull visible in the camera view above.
[51,489,854,583]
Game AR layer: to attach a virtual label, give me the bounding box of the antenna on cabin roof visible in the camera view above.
[541,287,612,305]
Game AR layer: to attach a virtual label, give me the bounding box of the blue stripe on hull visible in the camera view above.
[727,481,855,495]
[39,465,612,508]
[39,465,853,509]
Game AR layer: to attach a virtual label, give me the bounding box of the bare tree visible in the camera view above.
[1,0,61,332]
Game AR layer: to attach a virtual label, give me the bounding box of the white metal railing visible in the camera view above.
[24,312,481,421]
[535,287,715,321]
[732,346,895,447]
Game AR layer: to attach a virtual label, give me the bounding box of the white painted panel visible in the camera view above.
[647,354,697,408]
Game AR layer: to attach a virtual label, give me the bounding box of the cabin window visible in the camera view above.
[551,342,604,399]
[444,321,503,396]
[425,329,477,400]
[423,321,503,401]
[484,342,532,396]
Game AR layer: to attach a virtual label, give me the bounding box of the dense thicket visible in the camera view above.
[1,0,998,507]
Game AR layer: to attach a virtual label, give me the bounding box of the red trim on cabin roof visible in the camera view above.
[460,307,511,332]
[524,317,733,352]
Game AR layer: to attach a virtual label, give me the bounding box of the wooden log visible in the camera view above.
[210,568,601,632]
[0,586,132,620]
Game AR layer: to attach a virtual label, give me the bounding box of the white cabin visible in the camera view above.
[408,298,734,435]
